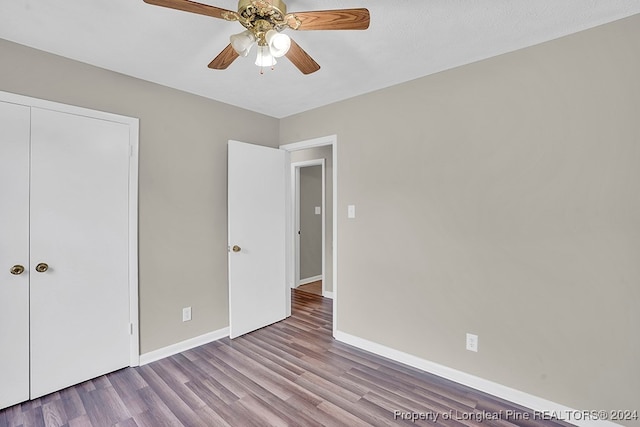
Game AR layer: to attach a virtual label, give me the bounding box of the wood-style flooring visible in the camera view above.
[296,280,322,296]
[0,290,573,427]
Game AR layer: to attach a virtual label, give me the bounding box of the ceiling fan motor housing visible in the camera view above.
[238,0,287,26]
[236,0,289,45]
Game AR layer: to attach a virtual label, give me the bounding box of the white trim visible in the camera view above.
[294,164,300,288]
[284,150,292,317]
[1,90,136,125]
[291,159,328,168]
[320,160,326,296]
[281,135,338,337]
[139,328,229,365]
[322,291,334,299]
[334,331,621,427]
[0,90,140,367]
[298,275,323,286]
[280,135,336,151]
[127,116,140,367]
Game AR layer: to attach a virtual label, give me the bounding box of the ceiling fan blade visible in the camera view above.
[290,8,370,31]
[208,44,239,70]
[285,39,320,75]
[143,0,235,20]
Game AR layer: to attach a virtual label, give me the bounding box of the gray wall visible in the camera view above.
[291,146,334,293]
[298,165,323,280]
[0,39,280,354]
[280,15,640,421]
[2,12,639,418]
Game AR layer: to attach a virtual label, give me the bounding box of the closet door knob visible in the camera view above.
[35,263,49,273]
[232,245,241,253]
[10,265,25,275]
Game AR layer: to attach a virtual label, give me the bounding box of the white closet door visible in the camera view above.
[0,101,31,409]
[29,108,131,398]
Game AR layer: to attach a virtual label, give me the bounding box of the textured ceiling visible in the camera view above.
[1,1,639,118]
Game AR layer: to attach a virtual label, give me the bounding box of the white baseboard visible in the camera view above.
[322,291,334,299]
[139,327,229,365]
[298,275,322,286]
[334,331,620,427]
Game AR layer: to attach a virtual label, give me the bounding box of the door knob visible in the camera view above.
[35,263,49,273]
[232,245,241,253]
[10,265,25,275]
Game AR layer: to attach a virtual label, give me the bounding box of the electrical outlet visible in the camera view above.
[182,307,192,322]
[466,333,478,352]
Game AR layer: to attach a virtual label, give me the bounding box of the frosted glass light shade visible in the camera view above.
[265,29,291,58]
[255,45,276,67]
[230,30,256,57]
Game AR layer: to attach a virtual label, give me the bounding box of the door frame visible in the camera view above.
[292,159,326,292]
[0,90,140,366]
[280,135,337,336]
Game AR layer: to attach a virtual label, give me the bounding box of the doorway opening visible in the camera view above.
[293,160,325,297]
[281,135,337,336]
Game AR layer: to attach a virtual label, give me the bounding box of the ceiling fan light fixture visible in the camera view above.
[265,29,291,58]
[143,0,370,75]
[255,45,276,67]
[230,30,256,57]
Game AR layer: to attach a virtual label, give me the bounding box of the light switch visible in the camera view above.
[348,205,356,219]
[315,206,321,215]
[182,307,192,322]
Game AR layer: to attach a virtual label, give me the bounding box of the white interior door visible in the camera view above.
[0,101,31,409]
[228,140,287,339]
[29,108,131,398]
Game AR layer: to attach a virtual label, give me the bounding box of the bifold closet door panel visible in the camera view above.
[29,108,131,399]
[0,101,31,409]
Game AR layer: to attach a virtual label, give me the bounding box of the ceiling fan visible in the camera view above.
[143,0,370,74]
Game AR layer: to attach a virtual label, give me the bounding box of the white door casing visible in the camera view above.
[280,135,337,331]
[228,140,288,339]
[29,108,132,398]
[0,101,31,409]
